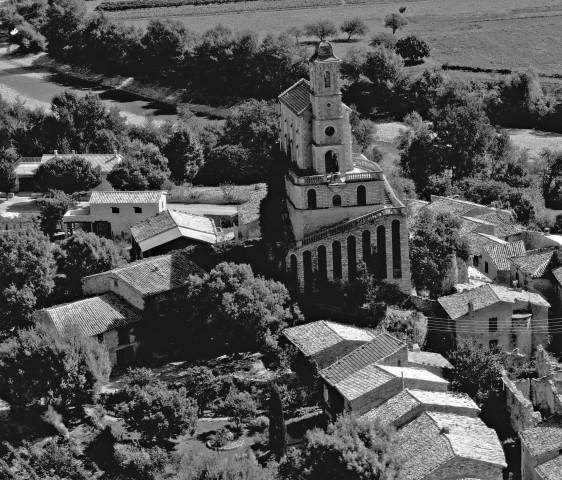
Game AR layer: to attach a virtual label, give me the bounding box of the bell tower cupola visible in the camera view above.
[309,42,353,175]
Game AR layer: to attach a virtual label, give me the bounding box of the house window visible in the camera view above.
[97,333,104,343]
[473,256,479,267]
[111,207,120,214]
[332,195,342,207]
[118,327,129,346]
[484,261,489,273]
[489,317,498,332]
[489,340,498,350]
[134,207,142,213]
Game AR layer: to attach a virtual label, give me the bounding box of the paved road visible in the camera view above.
[0,50,178,125]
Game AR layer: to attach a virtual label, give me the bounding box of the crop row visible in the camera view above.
[100,0,341,14]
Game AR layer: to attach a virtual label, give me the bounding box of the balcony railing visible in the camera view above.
[299,206,403,246]
[288,169,382,185]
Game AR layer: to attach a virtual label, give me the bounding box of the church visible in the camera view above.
[278,41,411,293]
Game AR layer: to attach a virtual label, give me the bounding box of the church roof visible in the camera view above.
[279,79,311,116]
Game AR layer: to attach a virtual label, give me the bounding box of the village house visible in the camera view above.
[82,251,205,316]
[478,241,526,285]
[130,209,234,258]
[360,388,480,428]
[407,348,453,378]
[520,417,562,480]
[438,283,550,356]
[63,190,166,239]
[398,411,507,479]
[15,151,121,192]
[34,293,142,369]
[279,42,410,293]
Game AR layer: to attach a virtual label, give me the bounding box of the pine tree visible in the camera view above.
[268,383,287,457]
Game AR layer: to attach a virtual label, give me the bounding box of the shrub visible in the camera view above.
[209,427,234,448]
[248,415,269,433]
[218,388,258,426]
[369,32,397,50]
[113,443,168,480]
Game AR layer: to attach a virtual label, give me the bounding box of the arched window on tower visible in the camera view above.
[392,220,402,278]
[362,230,371,263]
[332,241,342,280]
[376,225,387,279]
[357,185,366,206]
[325,150,339,174]
[303,250,313,293]
[307,189,317,209]
[324,70,331,88]
[332,195,342,207]
[290,254,298,286]
[318,245,327,283]
[347,236,357,281]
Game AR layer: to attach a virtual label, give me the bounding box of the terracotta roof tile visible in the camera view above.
[520,417,562,458]
[319,333,406,385]
[279,79,311,115]
[468,211,525,237]
[90,191,165,204]
[510,248,559,278]
[536,454,562,480]
[553,266,562,286]
[41,153,121,174]
[38,293,142,337]
[408,351,452,369]
[485,241,526,271]
[283,320,374,357]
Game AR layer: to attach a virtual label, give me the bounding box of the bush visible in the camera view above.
[113,443,168,480]
[218,388,258,426]
[369,32,397,50]
[209,427,234,448]
[248,415,269,433]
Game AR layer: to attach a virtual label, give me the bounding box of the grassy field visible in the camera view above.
[107,0,562,75]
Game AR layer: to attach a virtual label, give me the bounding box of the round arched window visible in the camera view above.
[332,195,342,207]
[325,126,335,136]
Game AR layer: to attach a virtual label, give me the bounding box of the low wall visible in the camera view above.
[503,374,541,433]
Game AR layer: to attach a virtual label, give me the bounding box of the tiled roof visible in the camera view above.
[361,389,479,426]
[399,412,506,479]
[283,321,374,357]
[510,248,558,278]
[408,351,452,369]
[90,191,164,204]
[536,454,562,480]
[39,293,141,337]
[485,241,526,271]
[131,210,176,242]
[553,266,562,287]
[279,79,311,115]
[426,196,485,217]
[41,153,121,174]
[520,417,562,458]
[467,211,525,237]
[438,284,549,320]
[96,252,205,297]
[464,232,505,254]
[319,333,406,385]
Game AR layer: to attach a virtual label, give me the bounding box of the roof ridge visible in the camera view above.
[278,77,309,98]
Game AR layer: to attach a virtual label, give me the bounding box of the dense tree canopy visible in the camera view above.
[39,190,75,237]
[0,227,57,331]
[0,323,110,412]
[35,155,101,193]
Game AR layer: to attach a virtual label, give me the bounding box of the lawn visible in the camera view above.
[109,0,562,75]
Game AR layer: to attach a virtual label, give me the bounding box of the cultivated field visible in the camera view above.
[101,0,562,75]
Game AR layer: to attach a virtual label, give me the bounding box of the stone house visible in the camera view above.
[63,190,166,239]
[398,411,506,479]
[520,417,562,480]
[479,241,526,286]
[34,293,142,368]
[360,388,480,428]
[407,349,452,378]
[282,320,376,370]
[279,42,410,293]
[438,284,550,356]
[82,251,205,317]
[130,209,234,259]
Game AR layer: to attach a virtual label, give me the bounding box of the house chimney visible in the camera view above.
[54,150,58,157]
[412,343,421,352]
[441,426,450,434]
[72,150,76,155]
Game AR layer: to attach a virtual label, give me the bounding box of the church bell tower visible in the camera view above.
[309,42,353,175]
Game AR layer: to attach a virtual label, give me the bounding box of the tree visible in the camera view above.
[197,144,251,185]
[0,153,19,194]
[42,0,86,58]
[279,415,401,480]
[107,143,171,190]
[0,323,110,412]
[286,26,303,44]
[11,21,46,52]
[384,13,408,34]
[409,210,470,298]
[369,32,397,50]
[56,230,127,300]
[35,154,101,193]
[219,388,258,426]
[539,148,562,208]
[39,190,75,237]
[304,20,337,41]
[163,122,204,182]
[352,118,376,152]
[268,383,287,457]
[395,35,430,65]
[183,366,217,415]
[122,377,198,447]
[340,17,368,41]
[362,45,406,111]
[0,227,57,331]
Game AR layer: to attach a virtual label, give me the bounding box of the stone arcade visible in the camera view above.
[279,41,410,292]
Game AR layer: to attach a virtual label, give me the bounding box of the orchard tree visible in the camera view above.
[0,227,57,331]
[304,20,337,41]
[56,230,127,300]
[279,415,401,480]
[340,17,368,41]
[384,13,408,34]
[286,26,303,43]
[0,323,110,412]
[35,155,101,193]
[395,35,430,65]
[409,210,469,298]
[39,190,75,237]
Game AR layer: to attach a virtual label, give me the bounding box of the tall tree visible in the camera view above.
[0,149,19,194]
[0,226,57,332]
[42,0,86,58]
[539,148,562,208]
[39,190,75,237]
[163,122,204,182]
[35,155,101,193]
[0,323,111,412]
[268,383,287,458]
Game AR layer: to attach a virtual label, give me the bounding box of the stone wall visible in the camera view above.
[503,374,541,433]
